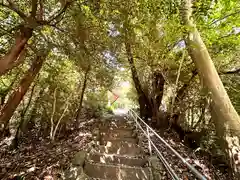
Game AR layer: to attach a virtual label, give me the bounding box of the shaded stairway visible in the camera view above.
[83,116,153,180]
[65,112,207,180]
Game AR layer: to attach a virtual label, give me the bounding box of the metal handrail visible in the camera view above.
[128,109,207,180]
[132,113,180,180]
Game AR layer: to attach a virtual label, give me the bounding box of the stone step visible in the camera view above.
[100,127,134,132]
[100,137,138,144]
[84,161,152,180]
[97,141,142,155]
[100,121,133,129]
[100,129,134,138]
[88,152,148,167]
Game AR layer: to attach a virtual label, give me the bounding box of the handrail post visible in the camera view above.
[147,126,152,155]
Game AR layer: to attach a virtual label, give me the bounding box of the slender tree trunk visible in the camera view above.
[0,54,47,130]
[170,51,185,116]
[125,40,151,119]
[151,71,165,126]
[76,66,90,121]
[153,71,165,109]
[50,88,57,139]
[52,100,70,141]
[182,0,240,177]
[0,26,32,75]
[11,82,36,149]
[123,18,152,120]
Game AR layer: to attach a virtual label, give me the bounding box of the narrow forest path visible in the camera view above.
[66,115,156,180]
[64,114,229,180]
[0,0,239,178]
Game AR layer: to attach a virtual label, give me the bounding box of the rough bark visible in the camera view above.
[11,82,36,149]
[0,26,32,75]
[182,0,240,177]
[151,71,165,126]
[125,40,152,119]
[0,54,47,129]
[153,71,165,108]
[0,70,20,107]
[0,0,71,75]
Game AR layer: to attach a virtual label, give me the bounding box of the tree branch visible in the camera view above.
[46,1,72,24]
[0,27,14,36]
[31,0,38,17]
[221,68,240,75]
[47,24,67,32]
[36,1,73,26]
[0,0,27,20]
[0,25,22,37]
[218,31,240,40]
[39,0,44,20]
[168,39,184,51]
[210,10,240,25]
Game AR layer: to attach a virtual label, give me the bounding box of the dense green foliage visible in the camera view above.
[0,0,239,177]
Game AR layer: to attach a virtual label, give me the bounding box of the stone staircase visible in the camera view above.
[65,116,157,180]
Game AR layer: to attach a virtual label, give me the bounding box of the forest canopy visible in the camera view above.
[0,0,240,179]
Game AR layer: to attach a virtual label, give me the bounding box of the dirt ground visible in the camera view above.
[0,118,98,180]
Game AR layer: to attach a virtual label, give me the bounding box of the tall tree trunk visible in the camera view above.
[0,54,47,130]
[153,71,165,108]
[125,41,151,119]
[151,71,165,126]
[170,51,185,118]
[0,0,71,76]
[50,88,57,139]
[123,18,152,120]
[0,70,20,107]
[210,102,233,178]
[76,65,90,121]
[11,82,36,149]
[0,26,32,75]
[181,0,240,177]
[52,98,70,141]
